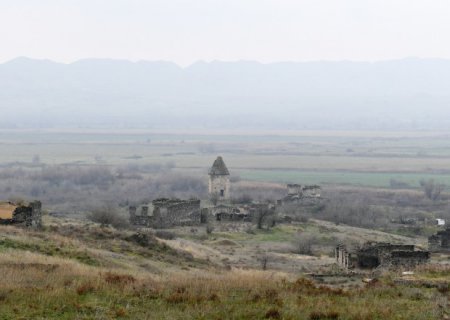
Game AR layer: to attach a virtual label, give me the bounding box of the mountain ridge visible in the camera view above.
[2,57,450,130]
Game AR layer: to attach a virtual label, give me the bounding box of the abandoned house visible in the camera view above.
[129,204,151,227]
[208,156,230,201]
[277,184,321,205]
[428,228,450,252]
[335,242,429,270]
[212,204,251,222]
[0,201,42,228]
[129,198,202,228]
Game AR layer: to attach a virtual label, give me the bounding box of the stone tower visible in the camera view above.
[208,156,230,201]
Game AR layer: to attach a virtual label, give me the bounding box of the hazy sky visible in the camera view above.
[1,0,450,66]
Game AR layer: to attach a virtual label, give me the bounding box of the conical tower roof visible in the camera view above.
[208,156,230,176]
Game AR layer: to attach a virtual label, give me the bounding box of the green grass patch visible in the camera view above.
[213,225,300,243]
[240,169,450,188]
[251,226,297,242]
[0,238,99,266]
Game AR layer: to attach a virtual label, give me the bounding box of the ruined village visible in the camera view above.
[4,1,450,318]
[0,142,449,320]
[2,155,449,281]
[1,142,450,320]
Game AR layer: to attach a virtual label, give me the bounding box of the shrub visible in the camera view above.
[309,311,339,320]
[259,254,269,270]
[115,308,127,317]
[104,272,136,286]
[292,233,317,255]
[437,284,449,294]
[76,283,95,295]
[155,230,176,240]
[206,223,214,234]
[265,308,281,319]
[87,206,129,229]
[419,179,445,201]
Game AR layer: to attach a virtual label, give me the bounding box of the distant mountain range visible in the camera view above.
[1,57,450,130]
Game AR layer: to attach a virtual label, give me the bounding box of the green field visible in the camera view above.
[239,170,450,188]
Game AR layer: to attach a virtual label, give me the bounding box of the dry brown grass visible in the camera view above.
[0,247,445,319]
[0,219,447,319]
[0,202,16,219]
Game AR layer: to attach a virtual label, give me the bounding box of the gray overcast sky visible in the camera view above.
[1,0,450,66]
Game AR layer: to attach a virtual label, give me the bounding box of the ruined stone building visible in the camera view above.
[212,204,251,222]
[130,198,202,228]
[336,242,429,270]
[129,204,151,227]
[277,184,321,205]
[208,156,230,201]
[0,201,42,228]
[152,198,201,228]
[335,244,353,269]
[428,228,450,252]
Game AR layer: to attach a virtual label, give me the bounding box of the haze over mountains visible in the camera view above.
[2,57,450,131]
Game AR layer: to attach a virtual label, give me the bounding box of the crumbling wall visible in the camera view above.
[335,244,353,269]
[0,201,42,228]
[212,205,251,221]
[357,243,417,269]
[428,235,442,252]
[209,175,230,200]
[129,205,152,227]
[428,228,450,252]
[336,242,429,270]
[287,184,303,196]
[29,201,42,228]
[130,199,202,228]
[389,251,430,268]
[152,199,201,228]
[279,184,321,205]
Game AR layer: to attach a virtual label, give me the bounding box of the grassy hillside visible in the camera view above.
[1,258,447,319]
[0,217,448,319]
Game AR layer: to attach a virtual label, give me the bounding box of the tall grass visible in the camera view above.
[0,249,444,319]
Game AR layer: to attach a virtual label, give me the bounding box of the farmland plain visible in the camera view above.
[1,129,450,189]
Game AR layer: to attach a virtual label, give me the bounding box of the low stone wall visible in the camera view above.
[389,251,430,268]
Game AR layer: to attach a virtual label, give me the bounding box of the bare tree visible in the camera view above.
[420,179,445,201]
[88,206,129,229]
[254,206,275,229]
[258,253,269,270]
[292,233,316,255]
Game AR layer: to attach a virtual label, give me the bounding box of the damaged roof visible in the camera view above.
[208,156,230,176]
[0,202,17,220]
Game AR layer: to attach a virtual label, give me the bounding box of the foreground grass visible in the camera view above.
[0,249,447,320]
[0,222,447,319]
